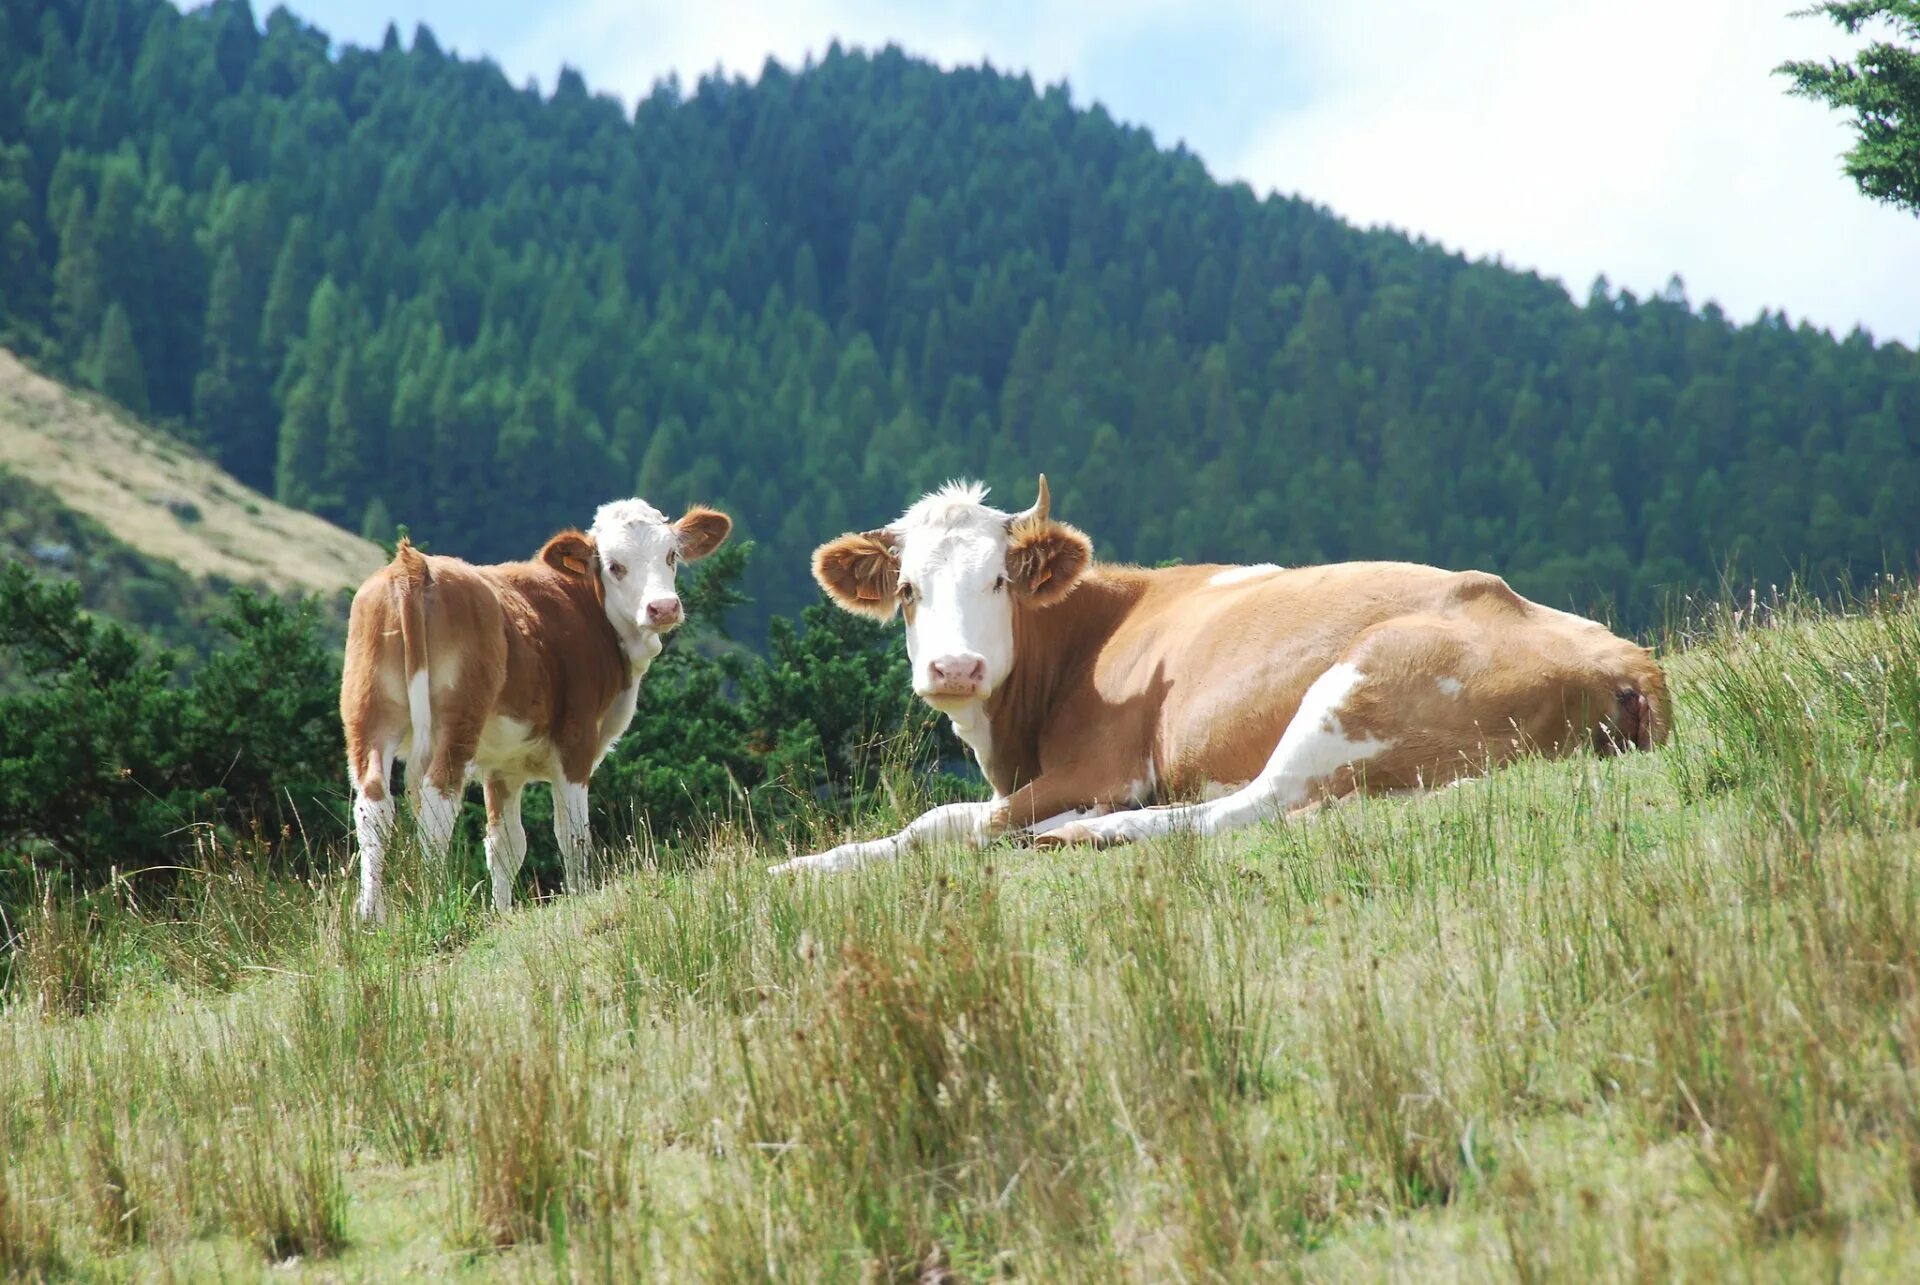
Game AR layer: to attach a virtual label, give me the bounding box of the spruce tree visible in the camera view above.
[93,302,149,414]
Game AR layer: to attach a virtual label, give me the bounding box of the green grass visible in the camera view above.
[4,585,1920,1279]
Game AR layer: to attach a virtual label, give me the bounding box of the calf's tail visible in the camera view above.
[393,539,433,766]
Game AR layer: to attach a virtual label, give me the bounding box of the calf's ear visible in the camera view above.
[540,530,599,580]
[1006,519,1092,608]
[812,529,901,620]
[674,506,733,562]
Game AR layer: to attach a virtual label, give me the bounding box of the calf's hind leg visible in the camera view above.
[349,740,400,923]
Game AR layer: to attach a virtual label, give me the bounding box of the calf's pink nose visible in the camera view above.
[927,655,986,692]
[646,597,683,626]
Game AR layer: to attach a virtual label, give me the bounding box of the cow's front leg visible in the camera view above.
[554,779,592,895]
[484,777,528,911]
[770,800,1003,874]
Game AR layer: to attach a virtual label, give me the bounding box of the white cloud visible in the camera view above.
[502,0,1920,342]
[1231,0,1920,342]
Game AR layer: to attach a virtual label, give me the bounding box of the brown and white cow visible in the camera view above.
[341,499,731,919]
[772,476,1667,872]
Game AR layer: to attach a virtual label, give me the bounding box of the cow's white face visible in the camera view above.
[895,504,1019,710]
[546,500,731,659]
[813,478,1091,714]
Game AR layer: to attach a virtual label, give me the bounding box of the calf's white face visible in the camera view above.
[813,477,1091,713]
[546,499,731,652]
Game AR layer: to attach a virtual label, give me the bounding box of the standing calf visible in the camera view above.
[341,499,731,919]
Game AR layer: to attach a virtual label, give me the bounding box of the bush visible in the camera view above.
[0,562,344,901]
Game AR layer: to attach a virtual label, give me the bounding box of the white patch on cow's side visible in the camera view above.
[1056,663,1393,845]
[486,781,528,912]
[1435,676,1465,697]
[405,669,432,764]
[771,800,1000,874]
[1126,761,1158,805]
[1207,563,1280,587]
[555,780,592,894]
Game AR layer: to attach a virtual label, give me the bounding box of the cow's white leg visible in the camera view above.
[484,778,528,912]
[554,780,592,894]
[1029,804,1114,834]
[771,801,1003,874]
[416,779,461,861]
[353,747,396,923]
[1044,663,1392,846]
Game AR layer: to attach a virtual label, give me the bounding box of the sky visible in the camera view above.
[279,0,1920,344]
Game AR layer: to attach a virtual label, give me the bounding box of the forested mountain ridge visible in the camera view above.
[2,0,1916,635]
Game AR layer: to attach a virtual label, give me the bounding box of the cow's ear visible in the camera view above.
[812,529,900,620]
[674,506,733,562]
[1006,519,1091,608]
[540,530,599,581]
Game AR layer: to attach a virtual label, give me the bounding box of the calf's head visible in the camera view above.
[542,499,732,646]
[813,476,1091,711]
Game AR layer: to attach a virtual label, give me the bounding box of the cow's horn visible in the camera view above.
[1009,474,1050,528]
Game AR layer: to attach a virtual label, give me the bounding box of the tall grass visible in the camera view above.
[1,583,1918,1276]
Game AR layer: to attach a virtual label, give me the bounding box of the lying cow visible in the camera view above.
[341,499,732,918]
[774,476,1667,871]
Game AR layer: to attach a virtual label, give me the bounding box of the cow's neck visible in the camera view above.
[574,586,654,687]
[621,627,664,681]
[975,567,1145,797]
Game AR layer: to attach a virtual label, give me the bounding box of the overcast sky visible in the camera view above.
[278,0,1920,344]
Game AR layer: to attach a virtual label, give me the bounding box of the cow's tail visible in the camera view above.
[393,538,433,767]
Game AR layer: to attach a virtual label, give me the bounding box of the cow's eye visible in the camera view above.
[609,562,627,580]
[898,582,916,604]
[666,551,678,568]
[992,575,1008,593]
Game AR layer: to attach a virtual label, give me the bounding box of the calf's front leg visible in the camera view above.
[484,777,528,911]
[554,779,593,895]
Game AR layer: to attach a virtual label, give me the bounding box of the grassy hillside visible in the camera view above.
[1,587,1916,1278]
[0,348,382,625]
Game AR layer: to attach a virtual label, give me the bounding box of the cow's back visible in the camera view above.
[1108,561,1659,794]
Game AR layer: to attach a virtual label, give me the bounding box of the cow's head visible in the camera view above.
[543,499,732,649]
[813,476,1090,711]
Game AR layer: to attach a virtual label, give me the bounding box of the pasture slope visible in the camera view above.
[0,349,384,598]
[2,586,1919,1280]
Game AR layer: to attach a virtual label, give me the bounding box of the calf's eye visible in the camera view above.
[609,562,627,580]
[993,575,1008,592]
[666,551,679,568]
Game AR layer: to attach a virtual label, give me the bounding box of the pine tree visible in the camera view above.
[193,245,270,482]
[51,194,104,363]
[1780,2,1920,213]
[92,302,149,414]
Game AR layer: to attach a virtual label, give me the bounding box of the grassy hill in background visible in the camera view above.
[0,348,381,652]
[1,586,1915,1277]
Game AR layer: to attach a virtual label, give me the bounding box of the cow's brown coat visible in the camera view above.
[816,521,1669,847]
